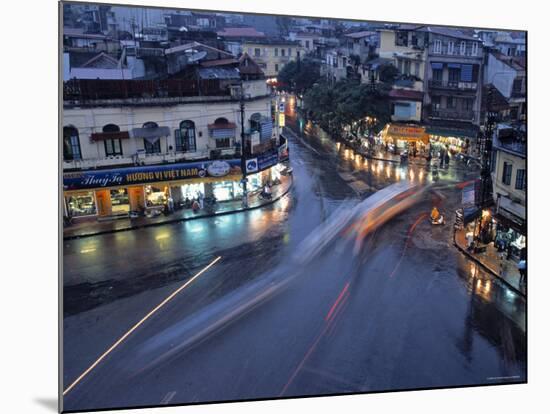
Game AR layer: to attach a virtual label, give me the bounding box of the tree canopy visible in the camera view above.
[303,79,391,137]
[277,58,321,94]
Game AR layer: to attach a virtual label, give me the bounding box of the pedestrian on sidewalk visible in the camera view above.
[466,232,474,252]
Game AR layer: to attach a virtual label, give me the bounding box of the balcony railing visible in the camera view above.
[63,150,210,170]
[63,78,232,102]
[430,108,474,121]
[429,80,477,91]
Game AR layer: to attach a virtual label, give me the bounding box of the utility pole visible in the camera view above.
[474,87,496,245]
[240,81,248,208]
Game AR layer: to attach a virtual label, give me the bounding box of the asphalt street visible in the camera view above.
[62,110,526,412]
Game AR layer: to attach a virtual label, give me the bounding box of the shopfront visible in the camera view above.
[65,191,97,217]
[426,127,477,156]
[380,123,430,152]
[63,146,288,219]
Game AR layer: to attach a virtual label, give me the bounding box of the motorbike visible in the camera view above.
[430,215,445,225]
[259,190,273,201]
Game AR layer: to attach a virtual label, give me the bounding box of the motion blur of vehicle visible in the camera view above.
[294,181,432,264]
[346,181,431,255]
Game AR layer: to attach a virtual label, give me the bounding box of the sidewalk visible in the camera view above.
[64,174,293,240]
[340,139,448,168]
[454,227,526,296]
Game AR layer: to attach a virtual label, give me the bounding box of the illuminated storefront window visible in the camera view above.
[66,192,96,217]
[110,188,130,213]
[180,183,204,201]
[145,185,167,207]
[212,181,236,202]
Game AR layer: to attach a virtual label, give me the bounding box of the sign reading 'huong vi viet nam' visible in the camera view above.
[63,160,242,190]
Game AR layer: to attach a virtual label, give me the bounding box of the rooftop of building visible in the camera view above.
[344,30,377,39]
[416,26,480,42]
[217,27,266,38]
[241,38,301,46]
[490,51,526,71]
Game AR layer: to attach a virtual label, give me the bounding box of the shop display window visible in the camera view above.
[67,192,96,217]
[145,185,167,207]
[180,183,204,201]
[213,182,235,202]
[110,188,130,213]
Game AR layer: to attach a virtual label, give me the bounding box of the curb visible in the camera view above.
[63,177,294,241]
[452,230,526,298]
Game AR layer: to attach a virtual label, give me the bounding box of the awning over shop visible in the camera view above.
[90,131,130,141]
[131,126,171,143]
[431,62,443,69]
[426,126,478,140]
[382,123,429,144]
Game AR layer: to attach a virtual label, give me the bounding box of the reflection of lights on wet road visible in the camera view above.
[409,169,415,181]
[155,233,170,240]
[419,170,424,181]
[336,142,341,150]
[80,247,97,254]
[385,165,391,178]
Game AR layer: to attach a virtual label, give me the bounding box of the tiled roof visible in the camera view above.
[389,88,424,101]
[217,27,266,38]
[344,31,376,39]
[491,51,525,71]
[418,26,480,41]
[200,58,239,67]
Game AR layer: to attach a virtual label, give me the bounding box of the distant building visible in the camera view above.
[490,124,526,251]
[420,26,485,146]
[217,27,266,56]
[485,51,526,122]
[241,39,304,78]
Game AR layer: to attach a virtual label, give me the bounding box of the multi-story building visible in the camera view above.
[489,124,526,259]
[421,26,484,150]
[62,54,287,220]
[375,26,427,123]
[241,39,304,78]
[485,51,526,122]
[216,27,267,56]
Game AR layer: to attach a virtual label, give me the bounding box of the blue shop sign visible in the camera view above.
[256,149,279,171]
[63,159,242,190]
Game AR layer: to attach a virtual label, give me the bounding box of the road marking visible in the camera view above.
[62,256,222,396]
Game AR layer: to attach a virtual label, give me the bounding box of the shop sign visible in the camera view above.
[279,113,285,127]
[462,183,475,207]
[257,149,279,171]
[206,161,231,177]
[63,159,242,190]
[246,158,259,173]
[278,143,289,161]
[386,124,427,139]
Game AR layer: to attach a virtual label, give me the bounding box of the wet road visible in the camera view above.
[63,109,526,412]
